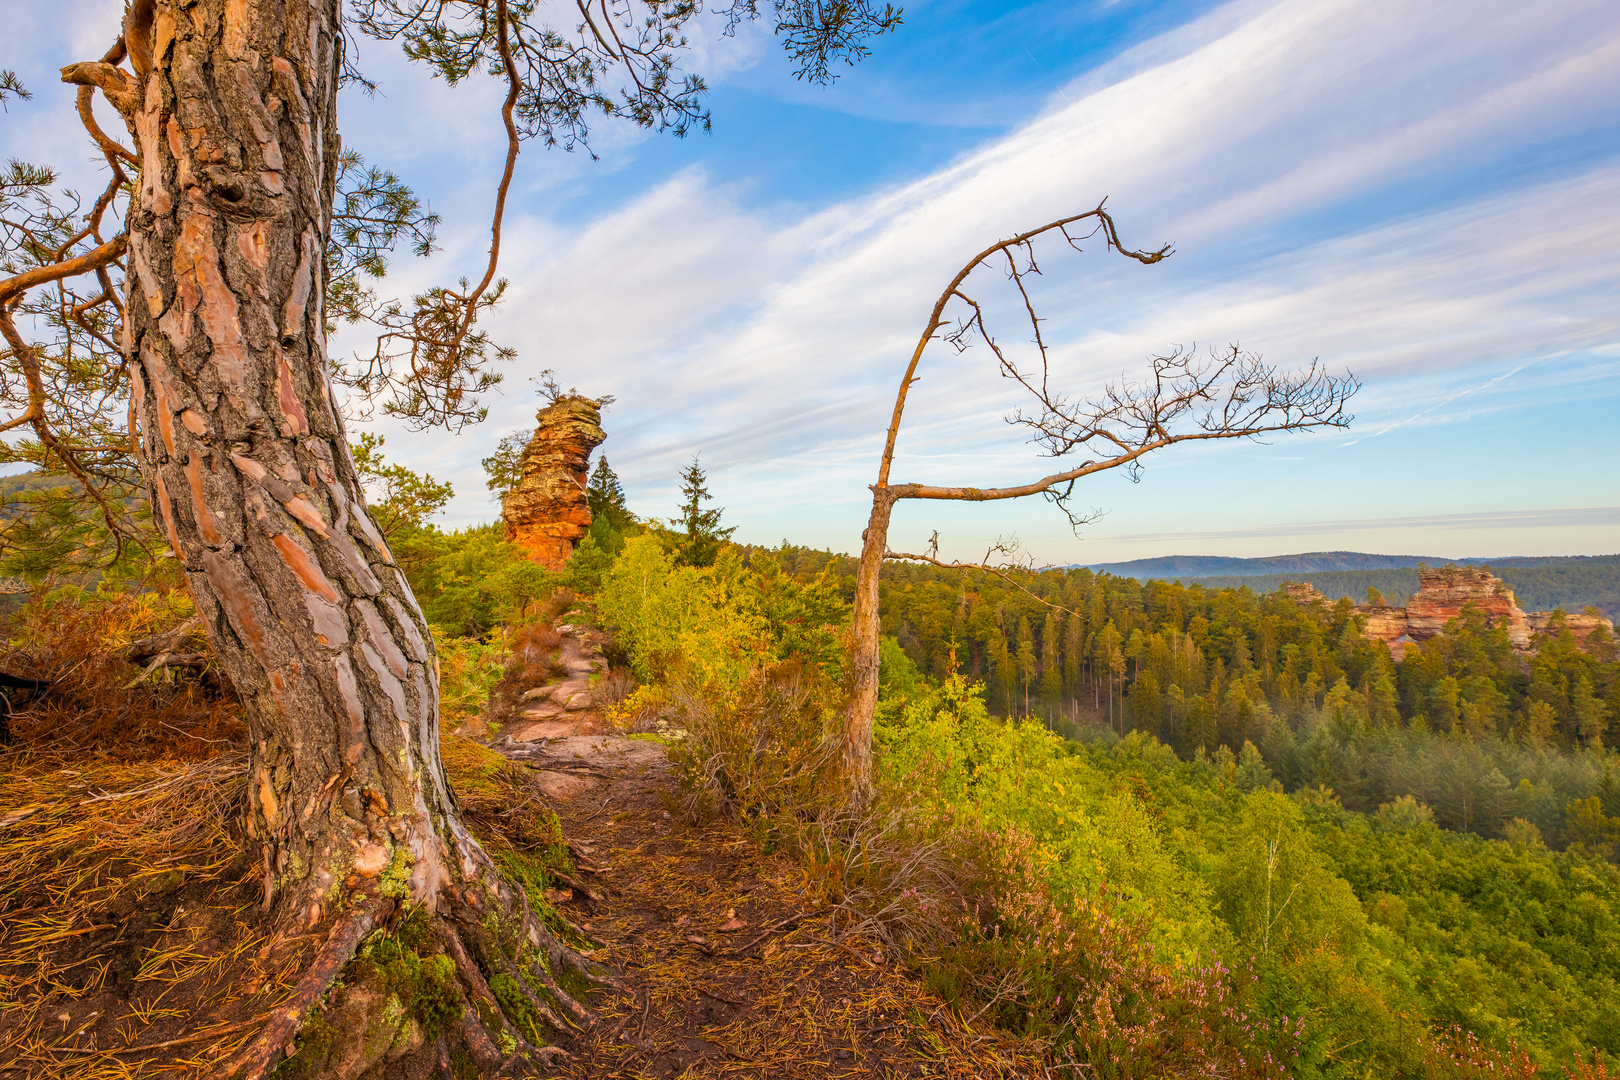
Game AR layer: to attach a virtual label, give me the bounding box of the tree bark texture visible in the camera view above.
[123,0,470,926]
[844,492,894,800]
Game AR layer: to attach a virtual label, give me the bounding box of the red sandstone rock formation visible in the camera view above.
[1285,564,1614,659]
[500,396,606,570]
[1403,565,1531,650]
[1356,603,1413,659]
[1528,609,1616,650]
[1283,582,1329,606]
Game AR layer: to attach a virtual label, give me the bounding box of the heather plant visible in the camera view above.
[667,661,844,824]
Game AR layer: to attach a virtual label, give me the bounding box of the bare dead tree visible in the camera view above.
[843,204,1359,799]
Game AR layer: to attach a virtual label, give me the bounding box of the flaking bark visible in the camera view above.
[109,4,600,1074]
[123,0,463,926]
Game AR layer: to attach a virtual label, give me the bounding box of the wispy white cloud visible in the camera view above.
[9,0,1616,562]
[364,0,1617,564]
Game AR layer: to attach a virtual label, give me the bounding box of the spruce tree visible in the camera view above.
[671,457,735,568]
[588,457,632,531]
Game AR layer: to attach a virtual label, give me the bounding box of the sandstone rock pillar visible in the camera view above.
[501,396,606,570]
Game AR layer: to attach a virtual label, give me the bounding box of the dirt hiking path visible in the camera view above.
[490,637,1038,1079]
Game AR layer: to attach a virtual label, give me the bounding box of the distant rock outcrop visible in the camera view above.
[1403,565,1532,650]
[500,396,606,570]
[1283,582,1329,606]
[1527,609,1615,651]
[1286,564,1613,659]
[1356,602,1413,658]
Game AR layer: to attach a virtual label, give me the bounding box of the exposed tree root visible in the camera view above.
[220,864,619,1080]
[219,895,395,1080]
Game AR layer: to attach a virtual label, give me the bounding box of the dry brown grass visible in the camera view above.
[0,590,295,1077]
[1,590,244,760]
[0,750,310,1079]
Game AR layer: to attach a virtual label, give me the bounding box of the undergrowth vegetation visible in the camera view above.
[3,479,1617,1077]
[542,522,1620,1078]
[0,573,590,1077]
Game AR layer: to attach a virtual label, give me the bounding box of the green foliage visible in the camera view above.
[594,534,845,687]
[868,669,1620,1075]
[433,626,509,727]
[619,529,1618,1076]
[587,457,633,532]
[0,70,31,106]
[564,458,640,593]
[1312,794,1620,1067]
[668,457,735,568]
[851,553,1620,852]
[878,634,922,698]
[325,150,440,330]
[351,433,454,539]
[878,675,1221,961]
[481,430,528,501]
[396,522,559,636]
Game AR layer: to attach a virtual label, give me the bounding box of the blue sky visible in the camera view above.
[8,0,1619,563]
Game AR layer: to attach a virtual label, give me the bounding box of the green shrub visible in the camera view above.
[396,523,560,636]
[594,536,846,687]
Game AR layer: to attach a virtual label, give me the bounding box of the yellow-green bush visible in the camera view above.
[594,535,844,688]
[877,672,1222,963]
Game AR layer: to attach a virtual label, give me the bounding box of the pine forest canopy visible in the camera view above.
[709,537,1620,837]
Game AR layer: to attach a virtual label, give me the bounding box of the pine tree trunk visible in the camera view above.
[117,2,595,1072]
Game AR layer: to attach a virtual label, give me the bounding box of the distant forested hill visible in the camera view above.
[1165,555,1620,620]
[0,471,77,518]
[1085,550,1460,578]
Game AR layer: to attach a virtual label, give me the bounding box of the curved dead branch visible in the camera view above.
[874,202,1171,490]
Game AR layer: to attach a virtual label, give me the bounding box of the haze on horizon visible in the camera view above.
[10,0,1618,564]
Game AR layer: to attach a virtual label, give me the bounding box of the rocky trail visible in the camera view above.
[482,630,1038,1080]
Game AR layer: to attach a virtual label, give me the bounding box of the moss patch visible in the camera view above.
[450,1046,479,1080]
[490,971,546,1044]
[273,910,461,1080]
[355,908,462,1040]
